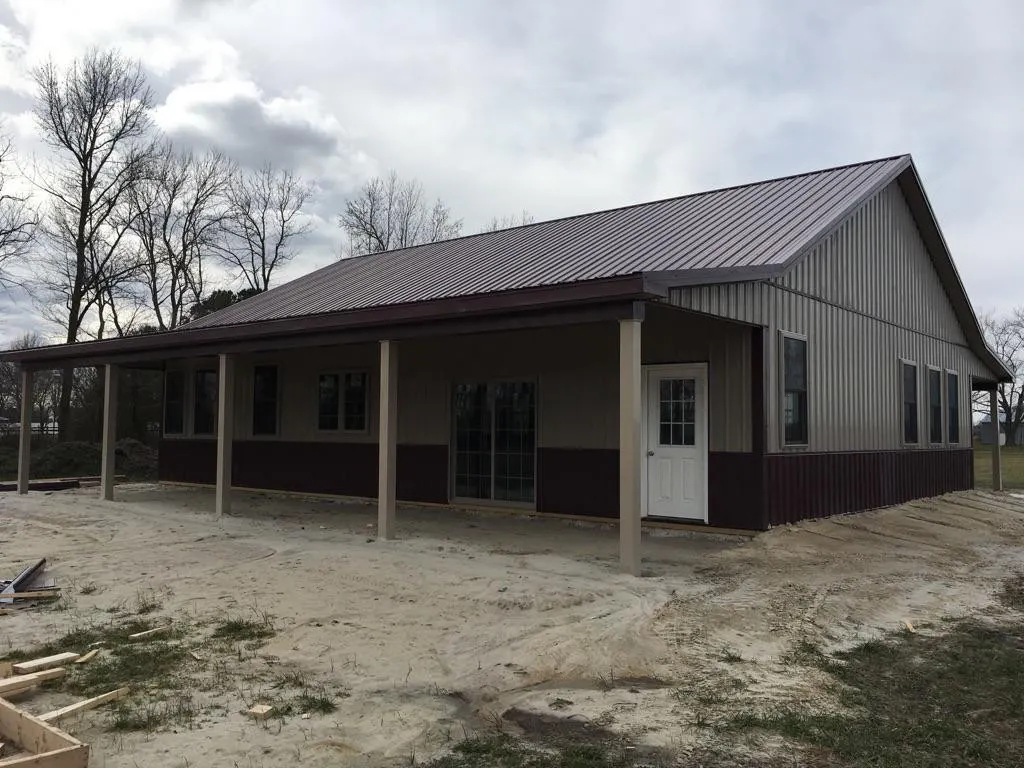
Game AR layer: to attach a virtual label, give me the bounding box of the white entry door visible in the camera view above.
[644,364,708,521]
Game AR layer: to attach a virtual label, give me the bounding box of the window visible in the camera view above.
[928,368,943,443]
[317,372,369,432]
[194,370,218,435]
[164,370,184,435]
[782,334,808,445]
[658,378,696,446]
[252,366,278,436]
[453,381,536,503]
[947,372,960,444]
[343,373,368,431]
[902,362,918,443]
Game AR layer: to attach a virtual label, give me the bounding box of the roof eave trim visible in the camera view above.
[0,274,660,366]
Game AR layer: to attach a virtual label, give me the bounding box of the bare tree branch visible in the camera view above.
[479,210,535,233]
[0,132,38,287]
[217,163,312,291]
[130,143,233,330]
[338,170,462,257]
[974,309,1024,445]
[31,48,156,438]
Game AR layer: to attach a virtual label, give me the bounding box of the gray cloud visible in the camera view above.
[0,0,1023,346]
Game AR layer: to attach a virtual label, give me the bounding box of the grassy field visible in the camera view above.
[974,443,1024,489]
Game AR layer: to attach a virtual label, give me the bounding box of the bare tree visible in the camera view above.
[218,163,312,292]
[0,133,36,286]
[976,310,1024,445]
[339,170,462,257]
[131,144,233,330]
[32,49,156,437]
[480,210,535,233]
[0,332,58,433]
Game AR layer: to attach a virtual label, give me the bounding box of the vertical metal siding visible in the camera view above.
[670,182,990,454]
[778,184,967,343]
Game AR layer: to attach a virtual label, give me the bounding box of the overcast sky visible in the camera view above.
[1,0,1022,344]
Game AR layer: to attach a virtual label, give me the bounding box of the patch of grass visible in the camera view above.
[79,582,98,595]
[69,641,190,696]
[294,685,337,714]
[718,646,744,663]
[974,442,1024,489]
[211,611,275,643]
[424,737,637,768]
[134,589,162,615]
[107,692,197,732]
[0,619,157,662]
[999,572,1024,611]
[728,616,1024,767]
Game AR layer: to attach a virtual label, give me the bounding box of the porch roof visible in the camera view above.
[1,154,1010,382]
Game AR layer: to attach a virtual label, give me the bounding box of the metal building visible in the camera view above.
[1,154,1011,574]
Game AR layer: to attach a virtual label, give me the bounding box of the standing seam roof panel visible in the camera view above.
[186,155,911,328]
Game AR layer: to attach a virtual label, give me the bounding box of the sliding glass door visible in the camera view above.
[453,381,536,503]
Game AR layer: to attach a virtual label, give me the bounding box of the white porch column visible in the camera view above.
[619,316,643,576]
[216,354,236,517]
[378,340,398,540]
[100,364,119,501]
[17,367,31,495]
[991,389,1003,491]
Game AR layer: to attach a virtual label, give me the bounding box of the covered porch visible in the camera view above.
[12,298,762,575]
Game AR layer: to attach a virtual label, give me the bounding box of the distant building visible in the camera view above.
[978,418,1007,446]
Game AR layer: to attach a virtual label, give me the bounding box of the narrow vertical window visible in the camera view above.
[782,335,808,445]
[317,374,340,431]
[194,370,218,435]
[947,372,960,444]
[164,370,184,435]
[902,362,918,443]
[928,368,943,443]
[343,372,368,431]
[252,365,278,436]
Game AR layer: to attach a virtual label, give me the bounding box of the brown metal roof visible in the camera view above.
[186,155,911,329]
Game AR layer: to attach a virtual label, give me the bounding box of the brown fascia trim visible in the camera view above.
[5,275,662,367]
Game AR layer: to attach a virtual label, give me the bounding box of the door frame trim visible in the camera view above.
[641,363,709,522]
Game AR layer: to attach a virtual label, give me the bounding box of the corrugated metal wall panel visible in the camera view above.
[669,180,991,454]
[777,184,966,343]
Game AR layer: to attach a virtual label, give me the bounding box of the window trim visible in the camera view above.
[779,330,809,448]
[251,364,280,438]
[193,368,219,437]
[315,369,371,435]
[163,369,186,437]
[926,365,944,445]
[946,369,961,445]
[900,359,919,445]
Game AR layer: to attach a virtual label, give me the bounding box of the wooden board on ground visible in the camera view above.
[245,704,274,721]
[0,696,87,768]
[128,626,170,641]
[0,592,61,602]
[39,688,130,724]
[11,655,78,676]
[0,669,66,695]
[73,650,99,665]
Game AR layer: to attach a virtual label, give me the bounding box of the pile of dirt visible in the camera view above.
[32,440,101,478]
[115,438,158,480]
[0,438,158,481]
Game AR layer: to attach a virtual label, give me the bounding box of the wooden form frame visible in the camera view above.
[0,696,88,767]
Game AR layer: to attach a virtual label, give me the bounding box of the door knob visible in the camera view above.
[647,450,655,456]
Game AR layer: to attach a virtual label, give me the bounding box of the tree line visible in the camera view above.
[0,48,531,441]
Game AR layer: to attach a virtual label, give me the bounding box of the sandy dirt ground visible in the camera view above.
[0,485,1023,766]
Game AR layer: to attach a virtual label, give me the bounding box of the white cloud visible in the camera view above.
[1,0,1023,345]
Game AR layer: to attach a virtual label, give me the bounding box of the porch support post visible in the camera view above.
[990,388,1003,491]
[619,310,643,576]
[17,367,31,495]
[100,364,119,501]
[378,339,398,540]
[216,353,236,517]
